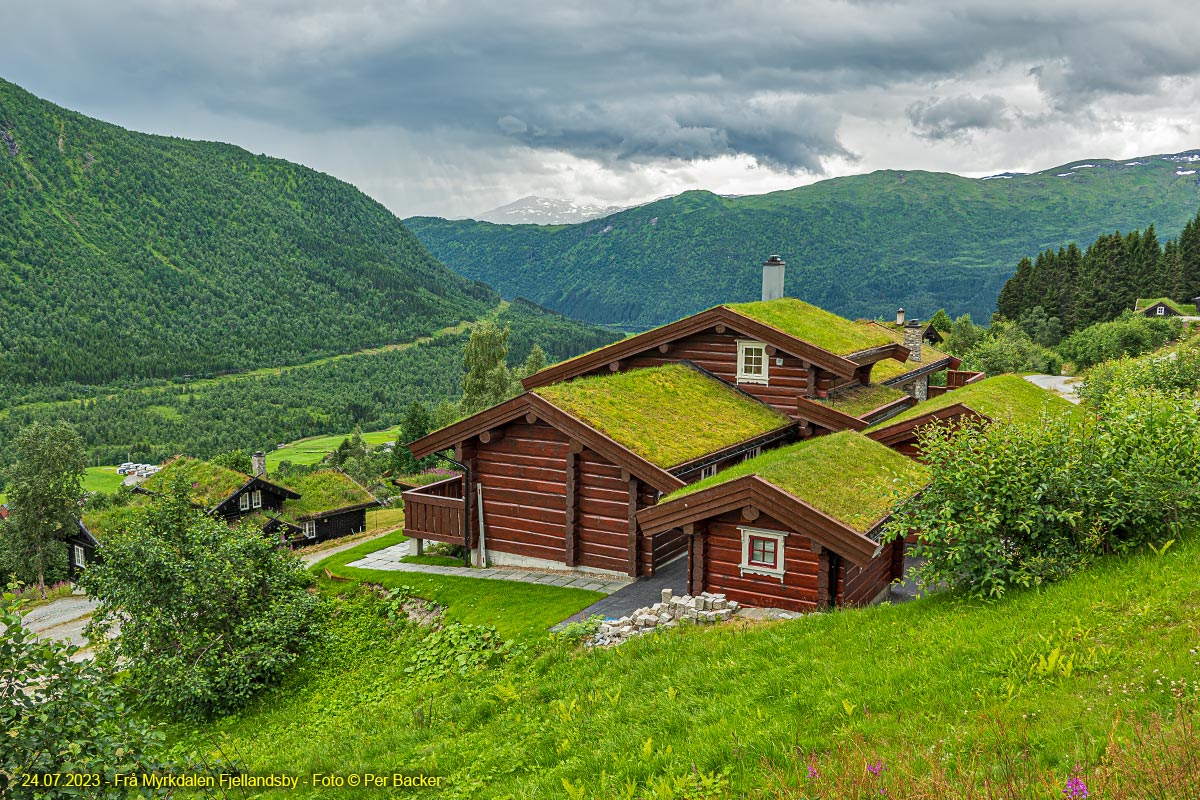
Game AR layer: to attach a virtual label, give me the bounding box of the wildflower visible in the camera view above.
[1063,769,1089,799]
[867,760,884,776]
[807,764,818,780]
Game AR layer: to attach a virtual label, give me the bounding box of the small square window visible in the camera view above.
[699,464,718,480]
[1157,306,1166,316]
[737,340,770,385]
[739,526,787,580]
[741,446,762,463]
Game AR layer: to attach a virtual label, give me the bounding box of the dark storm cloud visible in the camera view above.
[907,95,1012,141]
[3,0,1199,177]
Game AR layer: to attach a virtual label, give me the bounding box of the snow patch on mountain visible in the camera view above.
[473,196,627,225]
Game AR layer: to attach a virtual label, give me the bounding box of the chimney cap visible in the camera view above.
[763,254,785,265]
[904,319,922,328]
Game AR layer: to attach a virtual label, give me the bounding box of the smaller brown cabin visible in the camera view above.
[637,432,928,613]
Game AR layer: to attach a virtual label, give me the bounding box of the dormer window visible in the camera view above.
[737,340,769,385]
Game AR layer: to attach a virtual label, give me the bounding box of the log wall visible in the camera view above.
[701,510,823,611]
[838,538,904,607]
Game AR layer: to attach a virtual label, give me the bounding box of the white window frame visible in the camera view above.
[699,464,718,480]
[741,446,762,463]
[1157,305,1166,316]
[302,520,317,540]
[252,489,263,509]
[738,526,788,580]
[238,492,251,511]
[74,544,86,569]
[736,340,770,385]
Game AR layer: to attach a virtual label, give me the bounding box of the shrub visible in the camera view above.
[1078,341,1200,406]
[1058,313,1181,370]
[0,585,170,798]
[887,389,1200,597]
[81,478,327,720]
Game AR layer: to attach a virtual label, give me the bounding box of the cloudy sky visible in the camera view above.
[3,0,1198,218]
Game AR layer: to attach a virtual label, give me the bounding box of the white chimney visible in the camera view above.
[252,451,266,476]
[762,255,785,301]
[896,308,905,326]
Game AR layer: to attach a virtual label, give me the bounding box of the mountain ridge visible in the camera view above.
[407,151,1200,328]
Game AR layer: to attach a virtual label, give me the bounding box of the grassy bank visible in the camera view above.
[178,536,1200,798]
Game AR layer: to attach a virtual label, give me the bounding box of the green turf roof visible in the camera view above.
[281,470,377,520]
[870,374,1084,429]
[1134,297,1197,315]
[80,496,150,541]
[665,431,928,533]
[535,364,791,468]
[139,456,251,508]
[821,383,909,418]
[725,298,895,356]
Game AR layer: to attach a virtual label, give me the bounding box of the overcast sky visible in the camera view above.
[3,1,1198,219]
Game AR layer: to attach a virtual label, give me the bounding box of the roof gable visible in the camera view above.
[140,456,299,511]
[522,302,910,390]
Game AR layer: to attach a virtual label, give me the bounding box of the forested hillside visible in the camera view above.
[408,155,1200,327]
[997,210,1200,333]
[0,77,496,390]
[0,300,622,467]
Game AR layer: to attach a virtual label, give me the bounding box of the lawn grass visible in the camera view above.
[364,506,405,533]
[535,363,790,468]
[874,373,1086,428]
[181,534,1200,798]
[727,298,895,355]
[82,466,126,495]
[665,431,928,532]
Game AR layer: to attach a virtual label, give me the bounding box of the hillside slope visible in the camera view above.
[0,77,496,390]
[407,154,1200,328]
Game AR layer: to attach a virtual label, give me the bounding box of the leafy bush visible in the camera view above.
[887,389,1200,597]
[959,319,1063,375]
[1057,312,1181,369]
[81,480,327,720]
[1078,340,1200,406]
[405,622,523,679]
[1,586,169,798]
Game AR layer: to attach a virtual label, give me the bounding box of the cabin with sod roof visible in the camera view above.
[406,363,795,577]
[1134,297,1199,318]
[637,432,928,613]
[866,374,1085,458]
[136,456,300,519]
[275,470,380,544]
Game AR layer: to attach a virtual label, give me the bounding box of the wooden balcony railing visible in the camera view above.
[402,476,467,545]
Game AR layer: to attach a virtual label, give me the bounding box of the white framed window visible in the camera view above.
[1157,306,1166,316]
[252,489,263,509]
[302,521,317,540]
[741,446,762,463]
[74,544,86,569]
[239,492,251,511]
[736,340,769,385]
[699,464,718,480]
[738,526,788,580]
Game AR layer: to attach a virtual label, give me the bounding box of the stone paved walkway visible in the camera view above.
[348,542,632,594]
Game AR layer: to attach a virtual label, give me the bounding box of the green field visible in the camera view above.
[83,466,126,495]
[178,532,1200,797]
[266,426,404,469]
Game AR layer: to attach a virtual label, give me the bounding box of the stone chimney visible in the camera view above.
[761,255,785,301]
[252,450,266,476]
[896,307,905,325]
[903,320,923,363]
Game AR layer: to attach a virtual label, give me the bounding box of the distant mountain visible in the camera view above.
[0,77,497,391]
[408,153,1200,328]
[474,195,626,225]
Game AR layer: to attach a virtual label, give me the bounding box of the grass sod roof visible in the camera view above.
[534,364,792,468]
[664,431,928,533]
[725,298,896,356]
[866,323,956,382]
[139,456,252,509]
[80,496,151,541]
[280,470,377,521]
[870,374,1084,429]
[1134,297,1197,315]
[820,383,909,418]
